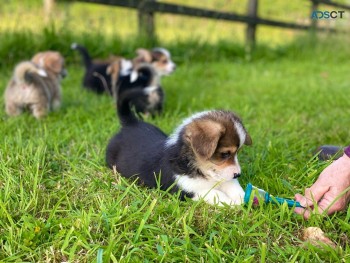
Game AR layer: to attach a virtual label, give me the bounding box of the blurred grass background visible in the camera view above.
[1,0,349,45]
[1,0,349,68]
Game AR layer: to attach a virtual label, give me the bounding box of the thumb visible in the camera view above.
[299,185,330,207]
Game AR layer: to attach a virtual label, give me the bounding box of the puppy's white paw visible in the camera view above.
[193,189,241,206]
[219,180,245,205]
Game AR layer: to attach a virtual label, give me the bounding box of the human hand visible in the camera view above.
[295,154,350,219]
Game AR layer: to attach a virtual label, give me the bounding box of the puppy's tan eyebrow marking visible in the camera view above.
[217,146,238,153]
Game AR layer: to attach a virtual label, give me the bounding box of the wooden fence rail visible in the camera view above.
[58,0,349,46]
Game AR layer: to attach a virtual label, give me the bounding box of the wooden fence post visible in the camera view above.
[138,0,156,40]
[310,0,318,31]
[246,0,258,48]
[44,0,55,22]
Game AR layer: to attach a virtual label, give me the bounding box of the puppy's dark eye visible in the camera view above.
[220,152,231,159]
[162,60,168,64]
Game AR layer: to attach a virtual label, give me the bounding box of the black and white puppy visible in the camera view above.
[71,43,175,96]
[106,89,252,206]
[71,43,131,95]
[117,63,164,117]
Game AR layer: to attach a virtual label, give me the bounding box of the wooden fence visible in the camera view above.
[57,0,350,46]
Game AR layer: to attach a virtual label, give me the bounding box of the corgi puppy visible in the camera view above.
[131,48,176,76]
[71,43,124,95]
[72,43,175,96]
[106,88,252,206]
[31,51,67,110]
[116,63,164,117]
[5,52,66,119]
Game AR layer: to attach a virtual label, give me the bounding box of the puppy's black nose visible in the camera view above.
[233,173,241,179]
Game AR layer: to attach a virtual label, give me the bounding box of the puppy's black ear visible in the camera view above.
[184,120,224,159]
[245,133,252,146]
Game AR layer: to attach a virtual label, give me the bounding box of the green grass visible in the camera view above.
[1,33,350,261]
[1,1,350,262]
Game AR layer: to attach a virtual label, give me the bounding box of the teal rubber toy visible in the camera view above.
[244,183,303,208]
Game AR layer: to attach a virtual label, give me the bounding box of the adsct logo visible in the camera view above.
[311,10,345,19]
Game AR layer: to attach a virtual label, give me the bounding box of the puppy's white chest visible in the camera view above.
[148,90,160,105]
[144,86,160,107]
[175,175,244,206]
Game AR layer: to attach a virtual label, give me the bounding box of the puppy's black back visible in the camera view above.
[106,122,168,186]
[84,63,111,94]
[72,43,111,94]
[106,87,175,189]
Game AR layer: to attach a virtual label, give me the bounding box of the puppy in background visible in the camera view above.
[5,61,49,118]
[4,51,66,118]
[130,47,176,76]
[71,43,131,95]
[72,43,176,96]
[106,87,252,206]
[31,51,67,110]
[105,48,176,112]
[107,48,176,96]
[116,63,164,117]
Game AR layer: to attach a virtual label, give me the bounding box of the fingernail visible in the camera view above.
[299,198,307,207]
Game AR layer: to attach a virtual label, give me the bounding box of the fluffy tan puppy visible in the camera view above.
[5,61,49,118]
[31,51,67,110]
[4,51,66,119]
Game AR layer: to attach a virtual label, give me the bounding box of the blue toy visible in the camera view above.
[244,183,303,208]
